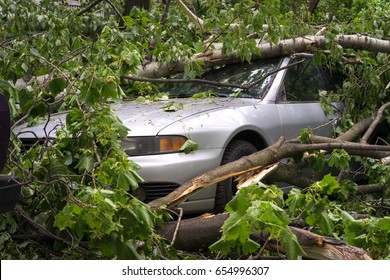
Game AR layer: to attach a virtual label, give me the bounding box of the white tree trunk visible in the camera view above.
[137,35,390,78]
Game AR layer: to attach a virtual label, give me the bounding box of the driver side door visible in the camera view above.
[276,57,338,139]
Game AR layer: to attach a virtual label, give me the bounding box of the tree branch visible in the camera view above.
[175,0,204,30]
[160,0,172,24]
[148,134,390,211]
[308,0,321,14]
[137,35,390,78]
[158,213,372,260]
[122,59,304,91]
[361,102,390,143]
[77,0,103,16]
[15,206,89,254]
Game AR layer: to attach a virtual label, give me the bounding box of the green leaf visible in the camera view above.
[308,152,325,173]
[377,217,390,231]
[30,48,40,56]
[285,188,305,214]
[75,156,96,172]
[191,91,217,99]
[254,201,290,226]
[242,239,260,255]
[321,174,340,195]
[104,198,117,210]
[209,239,235,255]
[180,140,199,154]
[54,205,76,230]
[305,214,317,226]
[281,229,305,260]
[101,81,118,99]
[116,171,141,191]
[63,153,73,165]
[318,211,334,235]
[225,189,251,215]
[222,213,252,243]
[161,102,187,112]
[97,234,142,260]
[135,96,146,102]
[299,129,312,143]
[131,203,155,229]
[328,149,350,169]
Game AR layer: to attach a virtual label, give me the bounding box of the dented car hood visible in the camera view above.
[15,98,259,138]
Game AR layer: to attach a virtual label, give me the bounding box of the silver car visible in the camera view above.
[17,53,342,213]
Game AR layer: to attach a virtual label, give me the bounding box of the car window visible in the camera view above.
[160,58,280,99]
[279,58,326,102]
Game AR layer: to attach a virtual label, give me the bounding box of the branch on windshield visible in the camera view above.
[121,60,304,91]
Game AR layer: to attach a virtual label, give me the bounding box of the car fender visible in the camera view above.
[158,102,280,151]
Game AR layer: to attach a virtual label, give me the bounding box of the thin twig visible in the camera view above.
[249,236,270,260]
[15,206,89,254]
[170,207,183,247]
[77,0,104,16]
[104,0,125,24]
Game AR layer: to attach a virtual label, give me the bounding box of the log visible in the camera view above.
[158,213,372,260]
[147,115,386,211]
[136,35,390,78]
[148,138,390,210]
[356,184,387,195]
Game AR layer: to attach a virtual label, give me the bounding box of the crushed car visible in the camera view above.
[16,53,344,213]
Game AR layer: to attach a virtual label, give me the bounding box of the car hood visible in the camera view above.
[15,98,259,138]
[113,98,258,136]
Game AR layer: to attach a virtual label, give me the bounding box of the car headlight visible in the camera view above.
[120,136,187,156]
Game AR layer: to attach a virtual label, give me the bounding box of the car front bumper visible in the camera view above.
[130,148,224,213]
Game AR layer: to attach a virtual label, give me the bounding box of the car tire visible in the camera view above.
[213,140,258,213]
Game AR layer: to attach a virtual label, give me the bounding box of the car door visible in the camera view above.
[276,56,336,139]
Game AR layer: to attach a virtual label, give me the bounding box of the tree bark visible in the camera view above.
[136,35,390,78]
[175,0,203,29]
[77,0,103,16]
[308,0,321,14]
[158,213,372,260]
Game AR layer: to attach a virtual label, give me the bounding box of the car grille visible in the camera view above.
[20,138,45,152]
[137,182,180,202]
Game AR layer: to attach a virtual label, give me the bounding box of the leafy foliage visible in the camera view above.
[214,175,389,259]
[0,0,389,260]
[211,184,305,259]
[286,174,389,259]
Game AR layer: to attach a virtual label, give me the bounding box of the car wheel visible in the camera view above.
[213,140,258,213]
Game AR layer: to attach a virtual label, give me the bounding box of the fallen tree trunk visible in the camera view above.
[148,138,390,210]
[158,213,372,260]
[136,35,390,78]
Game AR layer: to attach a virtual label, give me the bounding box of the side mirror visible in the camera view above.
[0,93,11,171]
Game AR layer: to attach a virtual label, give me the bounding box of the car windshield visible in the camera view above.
[159,58,281,99]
